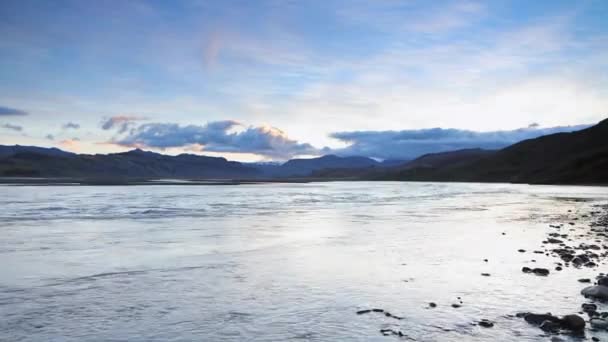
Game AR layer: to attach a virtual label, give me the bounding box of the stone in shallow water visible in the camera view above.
[590,318,608,330]
[478,319,494,328]
[523,313,560,325]
[582,303,598,313]
[560,314,585,331]
[582,285,608,300]
[540,320,560,333]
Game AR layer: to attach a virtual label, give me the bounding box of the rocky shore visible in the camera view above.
[514,203,608,340]
[356,202,608,340]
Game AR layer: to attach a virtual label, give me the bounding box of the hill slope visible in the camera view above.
[0,148,259,179]
[382,118,608,184]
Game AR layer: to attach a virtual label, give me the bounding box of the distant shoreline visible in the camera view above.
[0,177,606,187]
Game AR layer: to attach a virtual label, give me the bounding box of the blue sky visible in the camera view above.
[0,0,606,161]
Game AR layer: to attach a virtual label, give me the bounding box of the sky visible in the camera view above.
[0,0,606,161]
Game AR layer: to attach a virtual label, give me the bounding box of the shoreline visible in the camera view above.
[0,177,606,187]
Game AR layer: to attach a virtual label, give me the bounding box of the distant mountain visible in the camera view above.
[0,145,74,158]
[0,147,259,179]
[1,119,606,184]
[379,118,608,184]
[313,149,492,179]
[253,154,380,177]
[399,148,495,169]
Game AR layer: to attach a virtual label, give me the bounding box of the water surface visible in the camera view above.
[1,182,607,341]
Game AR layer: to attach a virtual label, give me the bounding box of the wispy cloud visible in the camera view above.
[101,115,147,133]
[329,123,591,160]
[113,120,320,159]
[62,122,80,129]
[0,106,28,116]
[45,134,55,140]
[1,123,24,131]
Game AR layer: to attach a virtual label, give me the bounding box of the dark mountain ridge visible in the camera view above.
[1,119,606,184]
[378,118,608,184]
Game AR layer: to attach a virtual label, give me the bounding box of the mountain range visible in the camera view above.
[0,118,606,185]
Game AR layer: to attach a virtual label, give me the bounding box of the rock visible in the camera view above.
[598,277,608,287]
[555,266,563,271]
[579,278,592,283]
[522,267,532,273]
[592,337,599,342]
[540,320,561,333]
[524,313,560,325]
[547,238,563,244]
[582,286,608,300]
[371,308,384,313]
[532,268,550,276]
[481,273,491,277]
[590,318,608,329]
[452,304,461,308]
[356,309,371,315]
[429,302,437,308]
[478,319,494,328]
[518,249,526,253]
[582,303,598,313]
[560,314,585,331]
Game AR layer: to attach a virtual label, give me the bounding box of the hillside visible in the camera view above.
[381,118,608,184]
[0,148,260,179]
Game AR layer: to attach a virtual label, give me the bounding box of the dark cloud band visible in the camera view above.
[329,124,591,160]
[113,120,319,159]
[0,106,28,116]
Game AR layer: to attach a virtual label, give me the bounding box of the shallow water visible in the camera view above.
[1,182,607,341]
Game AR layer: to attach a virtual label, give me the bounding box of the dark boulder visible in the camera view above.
[560,314,585,331]
[540,320,560,333]
[582,286,608,300]
[532,268,550,276]
[524,313,560,325]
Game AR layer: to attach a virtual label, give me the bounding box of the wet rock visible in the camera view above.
[555,266,563,271]
[579,278,592,283]
[523,313,561,325]
[356,309,372,315]
[481,273,491,277]
[582,286,608,300]
[598,277,608,287]
[452,304,461,308]
[532,268,550,276]
[560,314,585,331]
[540,320,561,333]
[429,302,437,308]
[371,309,384,313]
[590,318,608,330]
[522,267,532,273]
[592,337,600,342]
[518,249,526,253]
[547,238,563,244]
[478,319,494,328]
[582,303,598,314]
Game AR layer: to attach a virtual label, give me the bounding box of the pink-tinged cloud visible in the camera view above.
[112,120,321,159]
[59,138,81,152]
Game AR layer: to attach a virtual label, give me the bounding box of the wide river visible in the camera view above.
[1,182,607,341]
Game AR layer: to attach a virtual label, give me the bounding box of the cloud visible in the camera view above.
[113,120,320,159]
[0,106,28,116]
[45,134,55,140]
[59,138,81,151]
[1,123,24,131]
[101,115,146,133]
[62,122,80,129]
[329,123,591,160]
